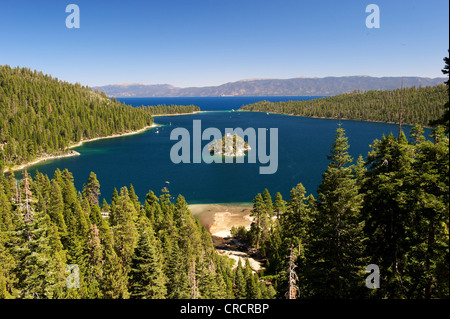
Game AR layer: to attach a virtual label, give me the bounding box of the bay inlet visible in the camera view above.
[18,96,431,206]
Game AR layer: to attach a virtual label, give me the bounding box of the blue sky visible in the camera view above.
[0,0,448,87]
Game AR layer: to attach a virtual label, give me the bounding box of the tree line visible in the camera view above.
[142,104,200,115]
[240,84,448,127]
[0,65,200,170]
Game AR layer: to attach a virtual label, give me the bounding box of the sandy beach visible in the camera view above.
[189,203,266,272]
[189,203,253,238]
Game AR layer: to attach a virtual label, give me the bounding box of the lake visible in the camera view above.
[20,96,430,205]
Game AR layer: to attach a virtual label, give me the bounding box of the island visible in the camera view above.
[207,133,251,157]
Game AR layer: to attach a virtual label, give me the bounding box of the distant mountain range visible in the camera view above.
[94,76,446,97]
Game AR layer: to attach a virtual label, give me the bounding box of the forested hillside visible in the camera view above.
[240,85,448,127]
[0,170,274,299]
[0,65,199,170]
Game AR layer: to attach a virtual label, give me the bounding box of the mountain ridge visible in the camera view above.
[95,76,446,97]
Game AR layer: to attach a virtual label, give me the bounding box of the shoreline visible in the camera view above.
[68,123,159,149]
[152,110,234,117]
[152,110,207,117]
[5,150,82,173]
[238,109,435,128]
[3,123,160,173]
[1,108,204,174]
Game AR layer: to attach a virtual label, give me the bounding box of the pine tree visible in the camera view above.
[281,183,311,249]
[47,180,67,238]
[0,183,14,232]
[273,192,286,220]
[249,193,266,249]
[13,208,67,299]
[0,229,16,298]
[109,187,119,226]
[129,215,167,299]
[84,224,103,298]
[112,187,139,274]
[233,260,247,299]
[97,214,129,298]
[306,125,366,298]
[188,257,199,299]
[274,183,313,297]
[164,238,190,299]
[82,172,101,206]
[197,256,227,299]
[262,188,274,220]
[173,195,202,260]
[100,247,130,299]
[144,190,162,227]
[244,259,261,299]
[89,204,103,227]
[408,126,449,298]
[362,132,417,298]
[128,184,140,213]
[354,155,367,187]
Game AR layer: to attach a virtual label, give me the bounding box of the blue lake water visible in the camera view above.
[21,97,430,205]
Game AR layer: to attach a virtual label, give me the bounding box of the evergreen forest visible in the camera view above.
[0,65,199,170]
[240,84,448,127]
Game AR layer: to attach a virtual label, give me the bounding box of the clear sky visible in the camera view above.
[0,0,448,87]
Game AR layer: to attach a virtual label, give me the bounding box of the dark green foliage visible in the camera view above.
[111,187,139,273]
[240,85,448,127]
[250,124,448,300]
[129,216,167,299]
[429,54,449,132]
[82,172,101,206]
[304,126,366,298]
[0,168,266,299]
[143,104,200,115]
[0,229,15,298]
[361,126,449,298]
